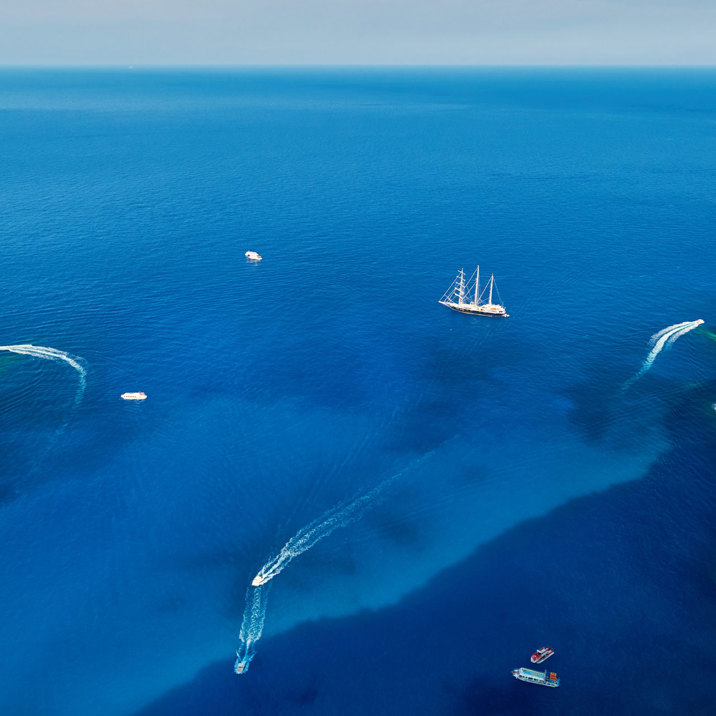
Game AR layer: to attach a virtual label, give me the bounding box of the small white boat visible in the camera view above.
[121,392,147,401]
[245,251,262,262]
[251,573,269,587]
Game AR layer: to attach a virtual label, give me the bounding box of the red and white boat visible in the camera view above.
[530,646,554,664]
[234,660,248,674]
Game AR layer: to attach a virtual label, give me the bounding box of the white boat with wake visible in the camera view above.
[439,266,508,317]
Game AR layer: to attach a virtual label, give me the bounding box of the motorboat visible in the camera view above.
[245,251,262,261]
[530,646,554,664]
[512,667,560,687]
[234,653,249,675]
[121,392,147,401]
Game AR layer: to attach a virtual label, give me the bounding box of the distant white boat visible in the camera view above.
[439,266,508,317]
[121,392,147,401]
[245,251,262,262]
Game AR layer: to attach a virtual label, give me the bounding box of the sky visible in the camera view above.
[1,0,715,66]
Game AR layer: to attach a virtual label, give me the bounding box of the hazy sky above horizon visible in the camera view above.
[1,0,715,66]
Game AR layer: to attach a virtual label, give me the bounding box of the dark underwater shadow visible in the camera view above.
[137,380,716,716]
[561,357,692,452]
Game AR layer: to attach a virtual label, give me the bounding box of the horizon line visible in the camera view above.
[1,63,715,70]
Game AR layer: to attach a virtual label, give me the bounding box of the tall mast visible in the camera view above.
[458,269,465,305]
[474,266,480,305]
[488,274,494,305]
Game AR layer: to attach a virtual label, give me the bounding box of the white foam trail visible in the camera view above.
[234,584,269,674]
[648,321,693,347]
[235,450,435,673]
[624,320,704,388]
[233,482,395,674]
[665,323,700,346]
[251,462,418,588]
[0,344,87,405]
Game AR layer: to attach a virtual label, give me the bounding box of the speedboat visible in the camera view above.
[234,653,248,675]
[530,646,554,664]
[251,573,269,587]
[121,392,147,401]
[245,251,262,261]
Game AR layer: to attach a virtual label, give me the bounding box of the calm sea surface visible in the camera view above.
[1,68,715,715]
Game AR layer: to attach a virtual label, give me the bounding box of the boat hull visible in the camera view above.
[531,647,554,664]
[441,302,508,317]
[234,660,248,674]
[512,668,560,687]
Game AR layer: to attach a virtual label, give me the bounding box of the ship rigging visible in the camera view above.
[439,266,508,317]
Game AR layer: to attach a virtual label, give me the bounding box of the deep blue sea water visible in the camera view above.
[1,68,715,715]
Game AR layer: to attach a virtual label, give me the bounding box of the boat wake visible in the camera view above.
[624,320,704,388]
[235,451,435,673]
[251,458,424,587]
[234,584,269,674]
[0,344,87,405]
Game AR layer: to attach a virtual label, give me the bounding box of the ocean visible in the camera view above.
[0,68,715,715]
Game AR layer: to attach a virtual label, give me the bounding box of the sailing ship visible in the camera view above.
[439,266,508,317]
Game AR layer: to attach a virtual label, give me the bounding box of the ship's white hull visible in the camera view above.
[439,300,508,317]
[512,668,559,687]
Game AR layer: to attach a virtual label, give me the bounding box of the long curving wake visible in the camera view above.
[251,458,425,588]
[0,344,87,405]
[235,451,435,673]
[234,584,270,674]
[235,479,397,673]
[624,320,704,389]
